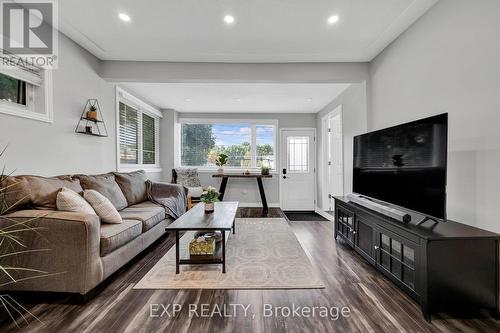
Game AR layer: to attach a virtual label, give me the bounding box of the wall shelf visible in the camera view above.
[75,99,108,137]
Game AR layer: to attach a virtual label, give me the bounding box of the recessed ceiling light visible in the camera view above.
[224,15,235,25]
[306,98,313,102]
[328,15,339,25]
[119,13,131,22]
[234,98,241,102]
[184,98,192,102]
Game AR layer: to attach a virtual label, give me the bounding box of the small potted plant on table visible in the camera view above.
[215,153,228,174]
[261,165,270,176]
[201,186,219,213]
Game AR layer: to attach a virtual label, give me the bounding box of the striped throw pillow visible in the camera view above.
[83,190,122,224]
[56,187,96,215]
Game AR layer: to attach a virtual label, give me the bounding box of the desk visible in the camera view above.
[212,174,272,213]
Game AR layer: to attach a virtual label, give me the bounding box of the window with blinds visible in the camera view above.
[119,101,158,166]
[119,102,139,164]
[142,113,156,164]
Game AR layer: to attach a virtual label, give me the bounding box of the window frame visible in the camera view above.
[0,69,53,123]
[115,87,162,173]
[177,118,279,172]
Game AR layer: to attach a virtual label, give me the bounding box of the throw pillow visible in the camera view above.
[83,190,122,224]
[56,187,96,215]
[114,170,148,206]
[175,168,202,187]
[74,173,128,210]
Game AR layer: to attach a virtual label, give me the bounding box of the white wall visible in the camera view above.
[165,112,317,206]
[316,82,368,211]
[0,33,116,175]
[369,0,500,232]
[0,33,163,181]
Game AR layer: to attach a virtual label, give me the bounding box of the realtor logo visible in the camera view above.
[0,0,58,68]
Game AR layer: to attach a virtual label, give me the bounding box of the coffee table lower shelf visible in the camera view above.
[174,229,232,274]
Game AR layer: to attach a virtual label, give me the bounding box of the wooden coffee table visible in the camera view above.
[165,201,238,274]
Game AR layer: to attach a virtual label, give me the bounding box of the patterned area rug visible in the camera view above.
[134,218,324,289]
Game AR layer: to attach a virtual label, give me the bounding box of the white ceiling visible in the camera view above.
[59,0,438,62]
[121,83,351,113]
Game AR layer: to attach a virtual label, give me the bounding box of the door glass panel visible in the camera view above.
[287,136,309,173]
[391,258,402,279]
[381,234,390,251]
[381,251,390,270]
[391,239,401,259]
[403,266,415,289]
[403,245,415,268]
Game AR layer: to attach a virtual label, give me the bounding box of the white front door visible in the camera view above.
[326,108,344,210]
[280,129,316,211]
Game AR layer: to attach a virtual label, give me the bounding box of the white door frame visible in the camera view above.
[279,127,317,210]
[321,105,344,210]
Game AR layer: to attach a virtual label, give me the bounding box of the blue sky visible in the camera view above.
[213,124,274,146]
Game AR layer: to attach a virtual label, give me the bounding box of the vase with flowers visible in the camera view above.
[200,186,219,213]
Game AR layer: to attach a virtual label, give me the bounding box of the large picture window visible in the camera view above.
[117,88,161,170]
[180,120,277,170]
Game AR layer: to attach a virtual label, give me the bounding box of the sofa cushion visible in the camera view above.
[100,219,142,256]
[186,186,203,198]
[75,173,128,210]
[119,202,165,232]
[4,175,83,210]
[114,170,148,206]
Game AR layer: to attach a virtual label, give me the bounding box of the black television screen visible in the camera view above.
[353,113,448,220]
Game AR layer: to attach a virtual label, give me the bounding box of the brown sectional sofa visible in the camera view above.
[0,170,186,295]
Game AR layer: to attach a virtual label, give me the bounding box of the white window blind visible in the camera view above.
[119,102,139,164]
[142,113,156,164]
[0,53,42,86]
[118,99,159,167]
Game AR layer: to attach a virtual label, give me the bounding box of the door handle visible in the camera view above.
[282,175,287,179]
[374,245,379,250]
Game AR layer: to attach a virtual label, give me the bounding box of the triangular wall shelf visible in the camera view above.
[75,99,108,137]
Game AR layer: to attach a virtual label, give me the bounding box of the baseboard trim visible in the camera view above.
[238,202,280,208]
[315,207,334,221]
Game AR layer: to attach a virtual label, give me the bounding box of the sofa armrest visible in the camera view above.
[148,181,187,198]
[0,210,103,294]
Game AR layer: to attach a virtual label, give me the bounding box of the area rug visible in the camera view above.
[134,218,324,289]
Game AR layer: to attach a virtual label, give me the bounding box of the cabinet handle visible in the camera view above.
[374,245,379,250]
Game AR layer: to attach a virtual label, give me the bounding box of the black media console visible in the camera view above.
[334,196,500,321]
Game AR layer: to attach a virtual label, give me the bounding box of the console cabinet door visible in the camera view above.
[335,204,355,246]
[375,227,420,300]
[354,216,376,264]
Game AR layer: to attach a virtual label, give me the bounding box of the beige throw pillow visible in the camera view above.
[56,187,96,215]
[83,190,122,224]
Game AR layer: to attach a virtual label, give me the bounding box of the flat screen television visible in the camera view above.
[353,113,448,220]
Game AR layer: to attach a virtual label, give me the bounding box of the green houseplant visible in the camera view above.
[200,186,219,213]
[261,165,270,176]
[215,153,228,174]
[0,146,53,328]
[86,105,98,120]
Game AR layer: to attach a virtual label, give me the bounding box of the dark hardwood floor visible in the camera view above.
[1,207,499,332]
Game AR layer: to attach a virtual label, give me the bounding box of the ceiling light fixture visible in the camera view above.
[306,98,313,102]
[328,15,339,25]
[184,98,192,102]
[224,15,235,25]
[234,98,241,102]
[119,13,131,22]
